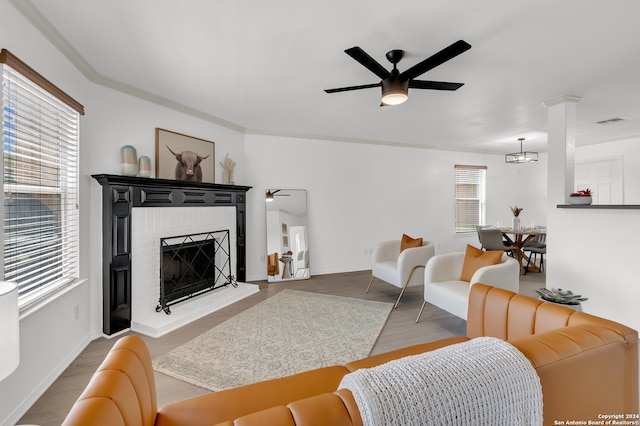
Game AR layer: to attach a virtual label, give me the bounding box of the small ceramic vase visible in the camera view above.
[512,216,521,230]
[121,145,138,176]
[138,155,151,178]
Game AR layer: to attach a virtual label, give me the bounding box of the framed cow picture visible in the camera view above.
[155,128,215,183]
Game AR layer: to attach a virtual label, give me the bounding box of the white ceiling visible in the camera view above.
[16,0,640,154]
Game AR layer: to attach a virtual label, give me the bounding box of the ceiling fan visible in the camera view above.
[265,189,290,202]
[325,39,471,106]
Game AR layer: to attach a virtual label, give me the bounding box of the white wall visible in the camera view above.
[576,136,640,204]
[266,210,287,254]
[85,83,246,335]
[548,208,640,332]
[545,136,640,333]
[243,134,548,281]
[0,1,92,423]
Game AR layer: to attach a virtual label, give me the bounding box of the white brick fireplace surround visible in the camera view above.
[130,206,258,337]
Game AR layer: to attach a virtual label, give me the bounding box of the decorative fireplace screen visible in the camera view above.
[157,230,236,315]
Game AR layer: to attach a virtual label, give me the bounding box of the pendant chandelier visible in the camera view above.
[505,138,538,164]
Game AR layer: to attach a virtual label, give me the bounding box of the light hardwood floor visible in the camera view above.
[18,269,544,425]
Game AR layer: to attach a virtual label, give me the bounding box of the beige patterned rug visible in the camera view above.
[152,289,393,391]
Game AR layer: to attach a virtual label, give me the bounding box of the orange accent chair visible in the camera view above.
[267,252,279,277]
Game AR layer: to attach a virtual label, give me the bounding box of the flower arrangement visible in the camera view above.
[510,205,523,217]
[570,188,592,197]
[535,288,588,305]
[219,153,236,184]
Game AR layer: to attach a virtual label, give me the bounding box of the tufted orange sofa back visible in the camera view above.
[62,335,158,426]
[468,284,638,421]
[467,283,637,341]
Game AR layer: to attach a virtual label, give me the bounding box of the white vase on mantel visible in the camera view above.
[512,216,521,230]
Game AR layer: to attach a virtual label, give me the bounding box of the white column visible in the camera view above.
[543,95,581,208]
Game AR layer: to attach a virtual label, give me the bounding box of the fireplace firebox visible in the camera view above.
[157,230,236,314]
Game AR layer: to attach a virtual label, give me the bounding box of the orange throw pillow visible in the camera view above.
[401,234,423,252]
[459,244,504,282]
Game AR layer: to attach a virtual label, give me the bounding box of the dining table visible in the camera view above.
[500,227,546,274]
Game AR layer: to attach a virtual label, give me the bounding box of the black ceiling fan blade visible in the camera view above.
[324,83,381,93]
[399,40,471,81]
[345,47,393,80]
[409,80,464,91]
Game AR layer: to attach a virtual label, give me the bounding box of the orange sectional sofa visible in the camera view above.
[63,284,638,426]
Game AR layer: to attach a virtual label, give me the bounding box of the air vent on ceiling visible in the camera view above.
[596,117,627,125]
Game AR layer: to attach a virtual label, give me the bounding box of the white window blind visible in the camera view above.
[455,165,486,233]
[2,52,81,309]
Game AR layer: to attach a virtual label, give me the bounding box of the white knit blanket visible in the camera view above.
[339,337,542,426]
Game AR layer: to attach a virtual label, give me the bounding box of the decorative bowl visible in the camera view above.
[569,196,592,205]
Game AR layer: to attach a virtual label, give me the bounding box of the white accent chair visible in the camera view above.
[294,249,309,278]
[366,239,436,308]
[416,252,519,322]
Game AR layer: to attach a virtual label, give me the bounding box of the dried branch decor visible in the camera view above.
[510,205,523,217]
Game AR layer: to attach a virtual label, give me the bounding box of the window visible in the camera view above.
[454,165,486,233]
[1,49,84,309]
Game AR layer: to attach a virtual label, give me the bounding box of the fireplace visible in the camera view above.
[93,174,257,336]
[158,230,236,314]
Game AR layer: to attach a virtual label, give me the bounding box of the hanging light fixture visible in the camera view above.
[505,138,538,164]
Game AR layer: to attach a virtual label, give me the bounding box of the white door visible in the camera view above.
[575,157,623,204]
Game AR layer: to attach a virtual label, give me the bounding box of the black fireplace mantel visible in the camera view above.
[92,174,251,335]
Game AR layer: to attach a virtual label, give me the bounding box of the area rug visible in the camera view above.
[152,289,393,391]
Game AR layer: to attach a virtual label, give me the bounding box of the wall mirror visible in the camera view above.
[265,189,309,282]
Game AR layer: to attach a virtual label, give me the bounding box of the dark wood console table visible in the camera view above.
[93,174,251,335]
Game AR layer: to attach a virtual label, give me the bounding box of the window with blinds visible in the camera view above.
[455,165,486,233]
[1,49,83,309]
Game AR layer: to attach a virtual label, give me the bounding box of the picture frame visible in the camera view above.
[155,128,215,183]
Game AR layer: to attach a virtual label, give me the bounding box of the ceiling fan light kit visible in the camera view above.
[265,189,290,202]
[505,138,538,164]
[325,40,471,106]
[381,78,409,105]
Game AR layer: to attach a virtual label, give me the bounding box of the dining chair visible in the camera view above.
[524,233,546,274]
[476,228,519,257]
[475,225,492,250]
